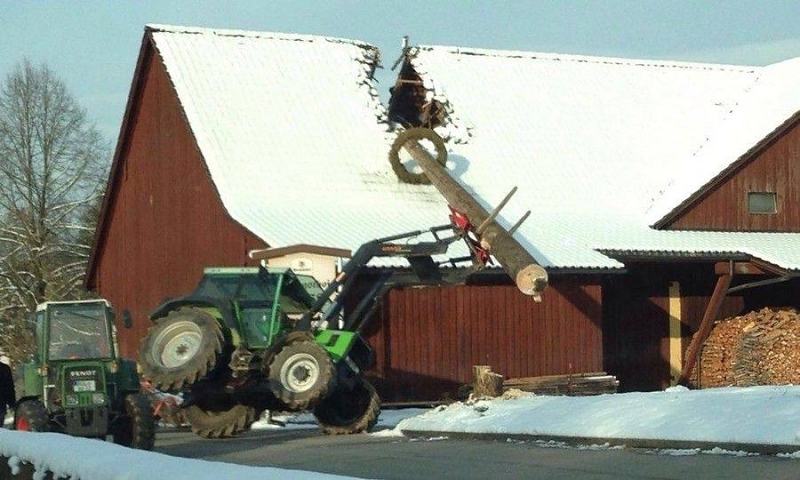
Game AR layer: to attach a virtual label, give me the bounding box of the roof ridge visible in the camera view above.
[146,24,376,50]
[415,44,760,73]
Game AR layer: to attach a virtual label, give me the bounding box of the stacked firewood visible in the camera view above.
[503,372,619,396]
[697,307,800,387]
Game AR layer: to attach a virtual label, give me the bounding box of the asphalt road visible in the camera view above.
[155,426,800,480]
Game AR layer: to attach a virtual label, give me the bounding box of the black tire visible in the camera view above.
[388,127,448,185]
[14,400,49,432]
[183,404,257,439]
[267,340,334,410]
[112,394,156,450]
[138,307,224,392]
[314,378,380,435]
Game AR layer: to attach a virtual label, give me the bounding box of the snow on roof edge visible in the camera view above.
[414,44,761,73]
[145,24,378,51]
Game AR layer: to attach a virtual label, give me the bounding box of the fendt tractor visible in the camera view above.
[138,128,549,439]
[14,300,155,450]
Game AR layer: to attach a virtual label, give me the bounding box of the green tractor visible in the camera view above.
[14,300,155,450]
[138,223,487,439]
[139,266,380,438]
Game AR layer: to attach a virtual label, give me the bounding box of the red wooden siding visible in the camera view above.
[362,278,604,402]
[668,119,800,232]
[94,44,265,358]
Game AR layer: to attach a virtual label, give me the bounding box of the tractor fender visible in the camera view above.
[150,297,236,331]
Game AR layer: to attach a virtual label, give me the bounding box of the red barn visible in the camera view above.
[88,25,800,401]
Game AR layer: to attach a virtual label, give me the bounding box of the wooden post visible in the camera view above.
[473,365,504,397]
[679,273,733,385]
[400,135,548,300]
[668,281,683,386]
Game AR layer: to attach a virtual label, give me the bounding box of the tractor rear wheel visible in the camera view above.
[267,340,334,410]
[183,404,258,439]
[112,394,156,450]
[139,307,225,392]
[313,377,380,435]
[14,400,49,432]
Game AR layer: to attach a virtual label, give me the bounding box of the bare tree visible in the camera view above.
[0,60,108,361]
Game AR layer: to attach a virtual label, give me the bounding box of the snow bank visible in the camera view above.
[398,386,800,448]
[0,430,362,479]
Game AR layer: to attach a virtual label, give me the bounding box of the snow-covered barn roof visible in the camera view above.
[401,45,800,271]
[126,26,800,273]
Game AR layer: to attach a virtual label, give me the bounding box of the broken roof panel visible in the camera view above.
[149,25,448,239]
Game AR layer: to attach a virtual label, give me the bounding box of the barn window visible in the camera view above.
[748,192,777,214]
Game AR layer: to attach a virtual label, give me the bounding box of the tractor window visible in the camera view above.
[48,304,112,360]
[279,276,317,314]
[194,274,279,303]
[195,276,241,299]
[238,274,278,302]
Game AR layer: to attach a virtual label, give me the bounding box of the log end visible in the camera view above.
[516,264,548,300]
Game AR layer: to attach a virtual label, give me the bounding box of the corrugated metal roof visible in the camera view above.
[149,26,800,272]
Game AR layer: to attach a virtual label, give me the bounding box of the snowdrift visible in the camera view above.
[398,386,800,454]
[0,429,360,480]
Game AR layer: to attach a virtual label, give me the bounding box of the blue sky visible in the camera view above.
[2,1,800,141]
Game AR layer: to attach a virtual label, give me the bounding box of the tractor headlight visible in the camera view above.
[91,393,105,405]
[65,394,79,407]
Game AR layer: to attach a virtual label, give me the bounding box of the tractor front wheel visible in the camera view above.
[267,340,334,410]
[112,394,156,450]
[139,307,225,392]
[313,377,380,435]
[14,400,49,432]
[183,404,258,439]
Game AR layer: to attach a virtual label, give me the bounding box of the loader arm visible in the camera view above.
[295,223,476,332]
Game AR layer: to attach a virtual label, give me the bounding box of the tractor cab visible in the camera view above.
[160,266,329,349]
[38,300,116,362]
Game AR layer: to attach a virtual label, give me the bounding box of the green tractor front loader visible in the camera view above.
[14,300,155,450]
[138,266,379,438]
[137,220,528,439]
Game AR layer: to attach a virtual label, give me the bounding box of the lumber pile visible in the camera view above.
[503,372,619,396]
[697,307,800,387]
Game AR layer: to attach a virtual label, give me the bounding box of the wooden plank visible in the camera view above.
[714,261,767,276]
[679,274,733,385]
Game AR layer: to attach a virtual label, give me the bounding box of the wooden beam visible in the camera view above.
[668,281,683,386]
[679,273,733,385]
[714,261,767,276]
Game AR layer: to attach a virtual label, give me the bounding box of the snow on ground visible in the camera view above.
[0,430,363,480]
[397,386,800,449]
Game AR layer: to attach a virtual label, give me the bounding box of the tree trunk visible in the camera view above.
[473,365,504,398]
[402,136,548,300]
